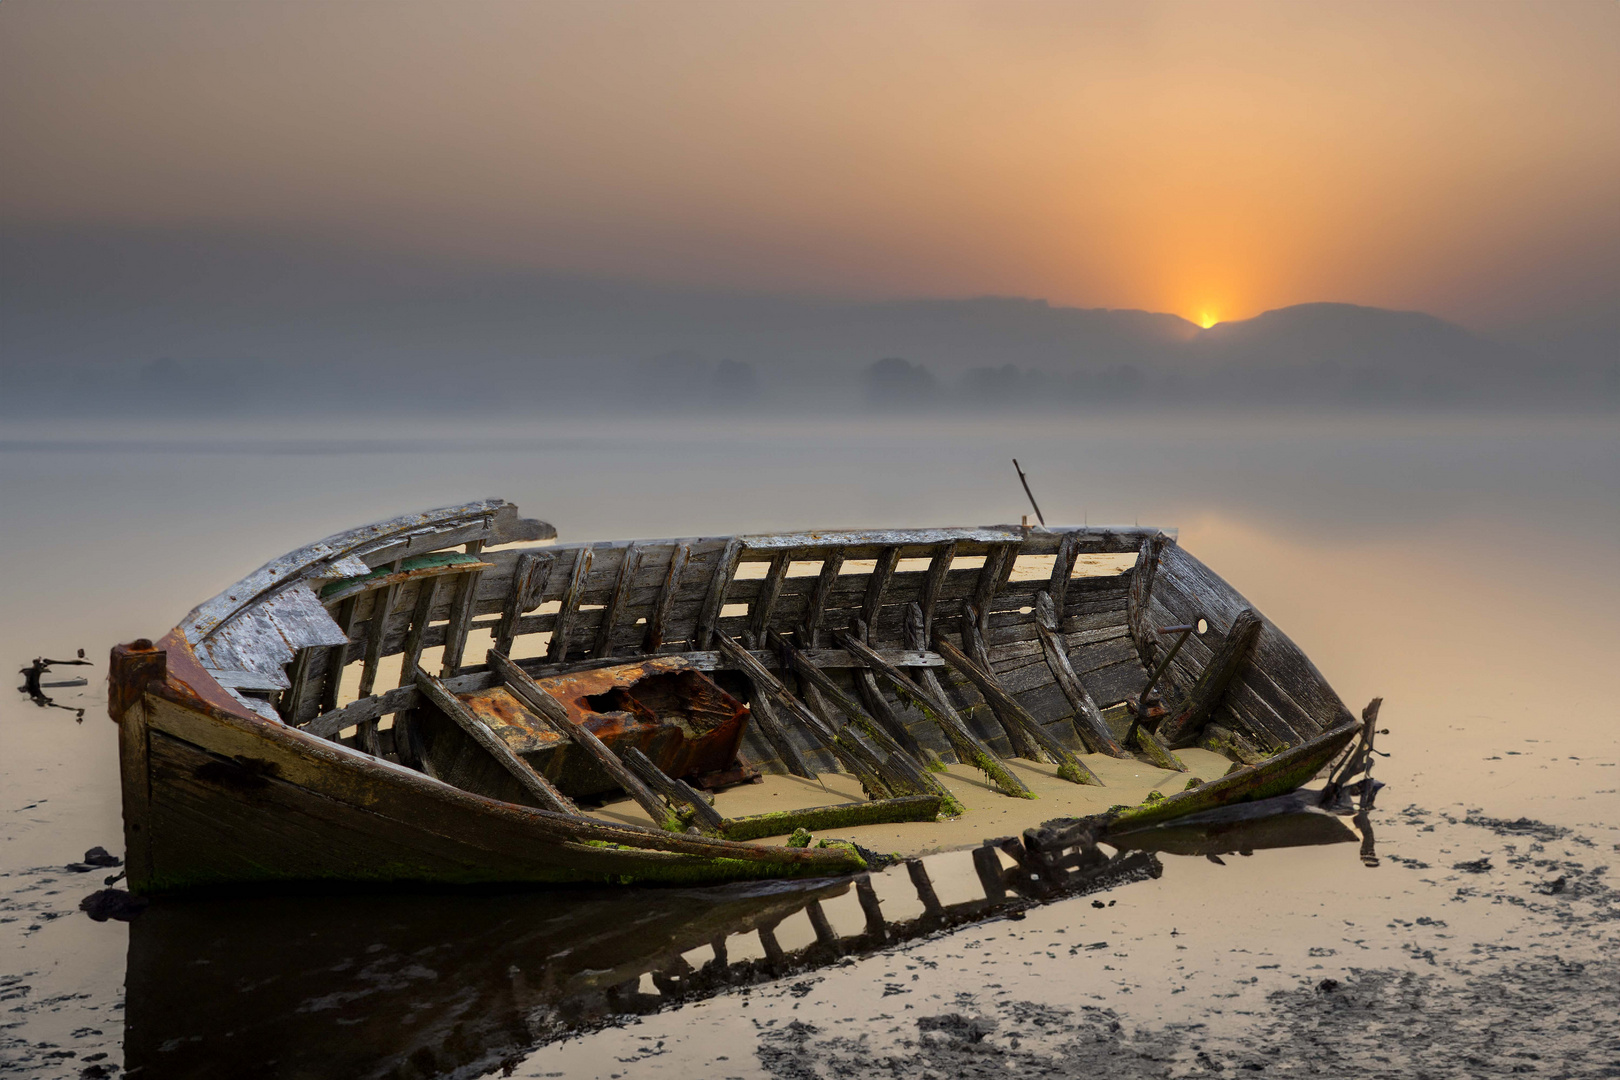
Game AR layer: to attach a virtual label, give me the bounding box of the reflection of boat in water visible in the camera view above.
[106,499,1379,895]
[124,811,1363,1080]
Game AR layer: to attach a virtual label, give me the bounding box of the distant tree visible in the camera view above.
[864,357,937,408]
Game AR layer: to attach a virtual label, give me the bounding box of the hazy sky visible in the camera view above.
[3,1,1616,328]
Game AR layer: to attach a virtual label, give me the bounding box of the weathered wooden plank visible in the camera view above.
[932,633,1101,786]
[962,600,1039,759]
[317,596,360,715]
[438,540,487,677]
[716,633,892,798]
[860,547,901,636]
[494,551,553,656]
[1048,531,1081,615]
[413,671,579,814]
[717,796,941,842]
[748,549,794,647]
[740,684,817,779]
[546,547,595,663]
[769,630,956,810]
[693,538,744,651]
[622,746,725,834]
[838,621,1031,799]
[1127,534,1169,668]
[1158,608,1263,747]
[642,541,691,652]
[916,541,956,641]
[358,561,403,699]
[1033,590,1126,757]
[593,542,644,658]
[801,550,845,647]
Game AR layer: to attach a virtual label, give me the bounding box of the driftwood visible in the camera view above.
[716,795,942,841]
[932,632,1102,786]
[488,650,680,831]
[1032,591,1126,757]
[413,671,578,815]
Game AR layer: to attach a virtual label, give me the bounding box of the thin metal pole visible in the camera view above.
[1013,459,1045,526]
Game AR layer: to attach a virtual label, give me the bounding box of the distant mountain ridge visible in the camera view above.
[1,224,1612,413]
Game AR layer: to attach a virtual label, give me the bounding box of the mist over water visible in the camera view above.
[2,410,1616,1077]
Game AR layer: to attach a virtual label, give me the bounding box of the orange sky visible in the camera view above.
[2,1,1616,328]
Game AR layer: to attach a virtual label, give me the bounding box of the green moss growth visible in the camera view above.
[787,828,813,847]
[1184,776,1205,791]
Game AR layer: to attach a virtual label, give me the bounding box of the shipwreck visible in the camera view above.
[106,498,1380,895]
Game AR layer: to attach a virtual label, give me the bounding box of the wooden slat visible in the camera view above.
[317,596,360,715]
[413,671,578,814]
[693,538,743,650]
[1033,590,1127,757]
[397,576,443,686]
[1127,535,1168,667]
[716,633,892,797]
[917,541,956,642]
[768,630,955,809]
[836,623,1031,799]
[546,547,595,663]
[1158,608,1263,747]
[741,685,817,778]
[932,633,1102,786]
[494,551,553,656]
[962,600,1039,759]
[439,540,486,677]
[860,546,901,637]
[622,746,725,834]
[358,560,403,698]
[1049,531,1081,615]
[642,542,690,653]
[593,542,643,658]
[748,550,794,647]
[801,550,845,647]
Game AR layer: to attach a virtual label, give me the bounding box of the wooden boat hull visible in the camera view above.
[118,647,864,894]
[108,500,1377,896]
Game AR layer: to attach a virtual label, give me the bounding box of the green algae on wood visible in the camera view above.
[718,795,943,842]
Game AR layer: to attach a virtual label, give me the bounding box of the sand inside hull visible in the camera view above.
[586,747,1233,860]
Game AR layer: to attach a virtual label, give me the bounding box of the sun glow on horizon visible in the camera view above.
[1197,311,1220,329]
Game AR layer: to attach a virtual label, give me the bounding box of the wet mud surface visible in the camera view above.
[747,810,1620,1080]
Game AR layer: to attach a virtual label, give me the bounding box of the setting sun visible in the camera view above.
[1198,311,1220,329]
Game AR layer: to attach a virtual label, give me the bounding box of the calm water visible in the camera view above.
[2,411,1617,1077]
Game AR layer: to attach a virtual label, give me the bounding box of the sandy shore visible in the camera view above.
[587,747,1232,858]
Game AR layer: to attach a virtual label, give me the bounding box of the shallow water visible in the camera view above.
[1,412,1616,1077]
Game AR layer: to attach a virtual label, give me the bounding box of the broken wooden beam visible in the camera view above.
[1157,608,1263,748]
[593,542,643,658]
[932,631,1103,786]
[715,794,942,842]
[836,622,1032,800]
[488,649,683,830]
[768,629,964,814]
[622,745,725,834]
[961,600,1040,760]
[716,633,893,799]
[1033,590,1127,758]
[412,671,579,815]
